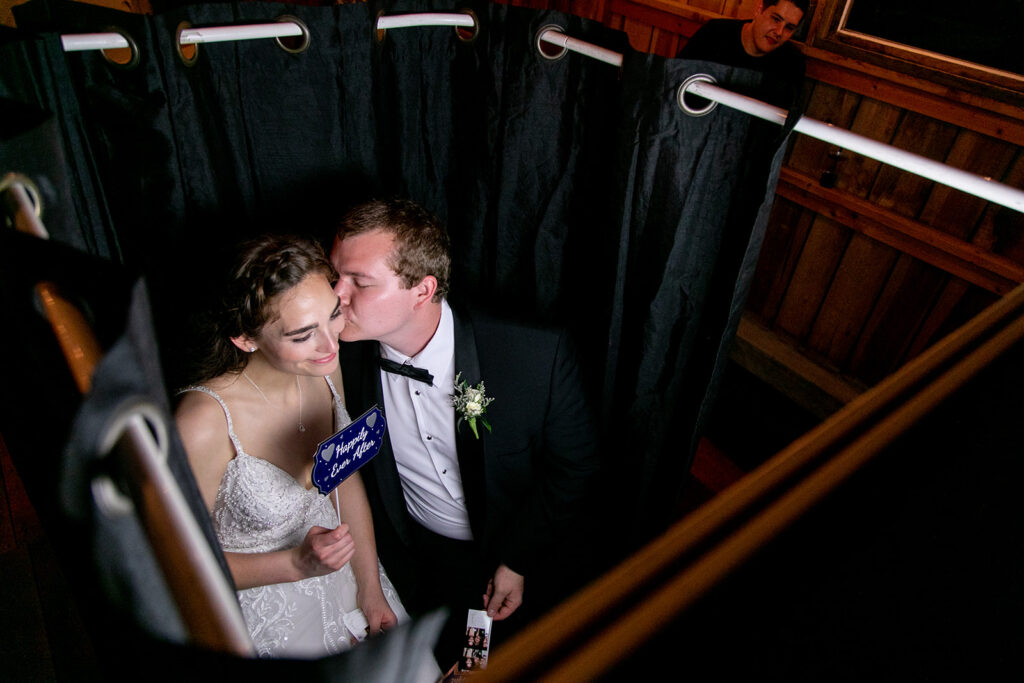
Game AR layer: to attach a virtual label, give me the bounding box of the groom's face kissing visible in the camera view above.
[330,229,421,348]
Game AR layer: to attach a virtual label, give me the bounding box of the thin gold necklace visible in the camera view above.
[242,372,306,433]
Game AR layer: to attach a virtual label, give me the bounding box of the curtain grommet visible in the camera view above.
[175,21,199,67]
[99,26,139,69]
[536,24,567,61]
[275,15,310,54]
[455,9,479,43]
[0,173,42,221]
[93,402,169,519]
[678,74,718,117]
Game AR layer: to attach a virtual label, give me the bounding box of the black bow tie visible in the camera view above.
[378,357,434,385]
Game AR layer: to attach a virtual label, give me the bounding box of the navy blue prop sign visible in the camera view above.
[312,405,386,495]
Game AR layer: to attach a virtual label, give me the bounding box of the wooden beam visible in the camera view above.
[804,49,1024,145]
[777,168,1024,295]
[732,315,865,420]
[608,0,708,36]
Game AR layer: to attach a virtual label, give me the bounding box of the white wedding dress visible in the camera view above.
[183,378,408,659]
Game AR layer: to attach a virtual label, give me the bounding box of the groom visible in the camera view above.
[330,199,599,655]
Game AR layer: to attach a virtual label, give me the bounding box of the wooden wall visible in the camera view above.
[505,0,1024,416]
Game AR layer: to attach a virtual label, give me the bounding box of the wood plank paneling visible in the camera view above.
[608,0,705,41]
[784,83,862,193]
[867,112,958,218]
[806,234,899,366]
[836,98,902,198]
[687,0,726,12]
[570,0,605,20]
[919,130,1018,241]
[804,49,1024,143]
[651,26,682,57]
[776,169,1024,294]
[905,280,998,363]
[774,216,851,340]
[722,0,755,17]
[985,154,1024,264]
[733,316,866,419]
[848,256,946,383]
[748,198,814,322]
[621,16,656,52]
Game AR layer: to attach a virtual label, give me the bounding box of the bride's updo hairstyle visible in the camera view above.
[190,234,336,383]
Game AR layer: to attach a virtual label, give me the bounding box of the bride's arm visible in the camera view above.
[223,526,354,590]
[176,392,355,590]
[335,471,398,634]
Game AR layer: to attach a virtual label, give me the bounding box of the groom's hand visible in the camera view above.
[294,524,355,578]
[483,564,524,620]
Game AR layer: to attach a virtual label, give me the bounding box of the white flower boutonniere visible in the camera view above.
[451,372,494,439]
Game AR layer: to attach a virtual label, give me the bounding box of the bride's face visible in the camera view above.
[250,273,345,376]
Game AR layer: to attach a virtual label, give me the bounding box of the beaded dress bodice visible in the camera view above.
[182,377,406,658]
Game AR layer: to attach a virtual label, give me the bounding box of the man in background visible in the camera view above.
[678,0,809,108]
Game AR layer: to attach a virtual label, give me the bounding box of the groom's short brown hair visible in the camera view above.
[335,198,451,302]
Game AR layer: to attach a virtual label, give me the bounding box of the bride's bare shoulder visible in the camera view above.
[175,374,244,434]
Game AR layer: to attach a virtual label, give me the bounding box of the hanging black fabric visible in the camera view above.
[2,0,794,613]
[0,39,120,258]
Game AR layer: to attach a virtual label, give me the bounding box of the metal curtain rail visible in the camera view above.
[536,27,1024,214]
[3,179,254,656]
[57,19,1024,213]
[62,22,304,51]
[61,12,475,52]
[537,26,624,66]
[376,12,475,30]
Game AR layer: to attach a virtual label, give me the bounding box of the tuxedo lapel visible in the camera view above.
[343,342,411,544]
[451,306,487,541]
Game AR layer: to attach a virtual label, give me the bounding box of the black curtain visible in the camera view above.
[2,0,791,554]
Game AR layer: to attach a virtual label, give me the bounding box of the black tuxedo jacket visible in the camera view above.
[338,304,599,601]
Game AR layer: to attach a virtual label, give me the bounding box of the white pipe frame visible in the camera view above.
[685,80,1024,214]
[376,13,476,30]
[539,29,1024,214]
[538,27,624,67]
[62,22,304,52]
[61,13,475,52]
[57,18,1024,214]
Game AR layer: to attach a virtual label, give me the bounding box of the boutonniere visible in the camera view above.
[451,372,494,439]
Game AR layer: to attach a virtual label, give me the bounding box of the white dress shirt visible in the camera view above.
[379,300,473,540]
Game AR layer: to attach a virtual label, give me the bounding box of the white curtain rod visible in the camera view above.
[376,12,476,30]
[61,13,475,52]
[536,28,1024,215]
[62,22,303,51]
[538,26,623,67]
[685,79,1024,214]
[56,17,1023,213]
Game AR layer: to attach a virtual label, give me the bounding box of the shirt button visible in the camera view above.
[426,435,432,441]
[442,469,447,474]
[415,390,420,396]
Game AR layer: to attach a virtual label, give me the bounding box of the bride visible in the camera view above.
[175,234,407,659]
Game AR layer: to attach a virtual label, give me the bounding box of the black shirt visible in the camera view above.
[678,19,805,109]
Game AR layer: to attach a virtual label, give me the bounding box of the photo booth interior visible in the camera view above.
[1,0,799,673]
